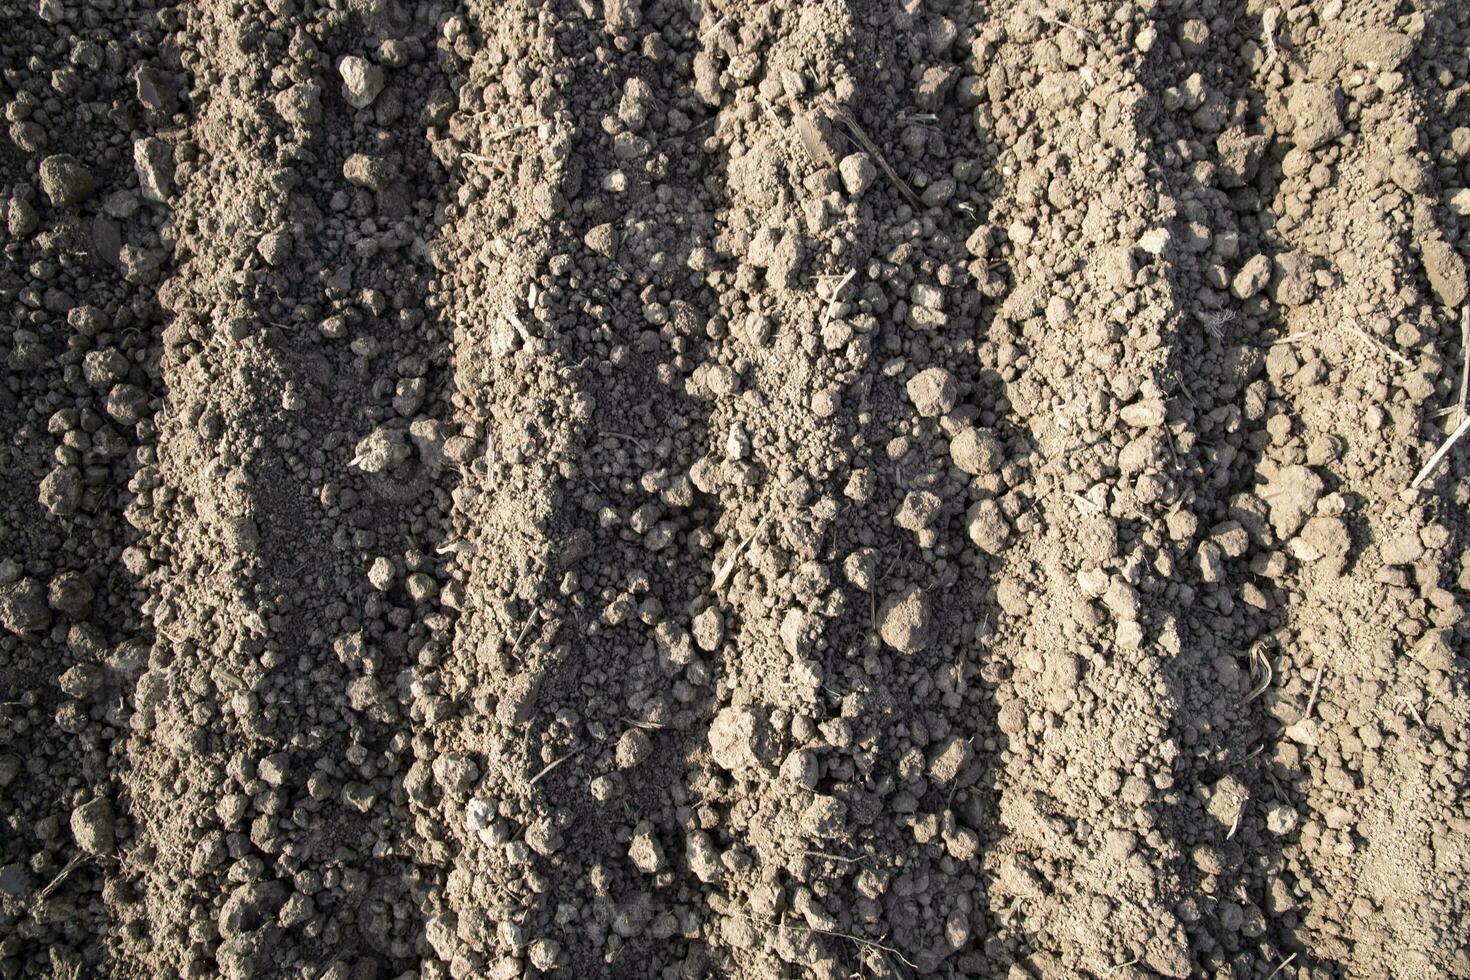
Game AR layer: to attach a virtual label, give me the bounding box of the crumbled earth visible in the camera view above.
[3,1,1470,978]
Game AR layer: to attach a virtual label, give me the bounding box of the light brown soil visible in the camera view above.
[3,0,1470,978]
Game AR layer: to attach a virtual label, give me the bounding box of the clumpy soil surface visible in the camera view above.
[3,0,1470,978]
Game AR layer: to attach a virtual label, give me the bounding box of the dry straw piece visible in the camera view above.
[1409,305,1470,489]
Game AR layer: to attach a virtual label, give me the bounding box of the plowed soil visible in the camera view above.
[4,1,1470,978]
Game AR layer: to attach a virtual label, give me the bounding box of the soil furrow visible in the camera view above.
[681,1,1007,974]
[413,2,725,974]
[1,4,182,974]
[1231,3,1470,974]
[117,1,455,975]
[965,7,1204,975]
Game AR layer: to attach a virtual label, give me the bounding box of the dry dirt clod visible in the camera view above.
[838,153,876,198]
[38,154,94,207]
[906,367,959,418]
[133,138,174,204]
[878,586,933,655]
[708,705,777,773]
[1286,83,1344,151]
[338,55,385,109]
[69,799,115,856]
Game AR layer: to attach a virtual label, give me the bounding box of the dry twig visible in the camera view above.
[1410,307,1470,488]
[1397,695,1426,727]
[1265,952,1297,980]
[1344,320,1411,367]
[735,913,917,972]
[1303,666,1325,721]
[34,853,90,904]
[510,607,540,655]
[527,747,582,786]
[802,850,865,864]
[1100,955,1142,978]
[1410,415,1470,490]
[459,125,538,159]
[1037,7,1095,43]
[1457,305,1470,419]
[601,431,649,450]
[1270,329,1316,347]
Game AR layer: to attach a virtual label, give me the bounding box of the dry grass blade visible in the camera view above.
[713,519,766,590]
[1404,306,1470,490]
[1234,743,1266,767]
[1410,414,1470,489]
[1457,304,1469,418]
[527,747,582,786]
[1265,952,1297,980]
[821,269,856,330]
[1262,7,1282,65]
[1239,643,1274,706]
[700,13,729,39]
[735,913,918,972]
[1226,804,1245,840]
[49,950,84,980]
[794,113,837,168]
[34,853,90,904]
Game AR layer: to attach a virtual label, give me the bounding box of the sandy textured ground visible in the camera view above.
[3,0,1470,977]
